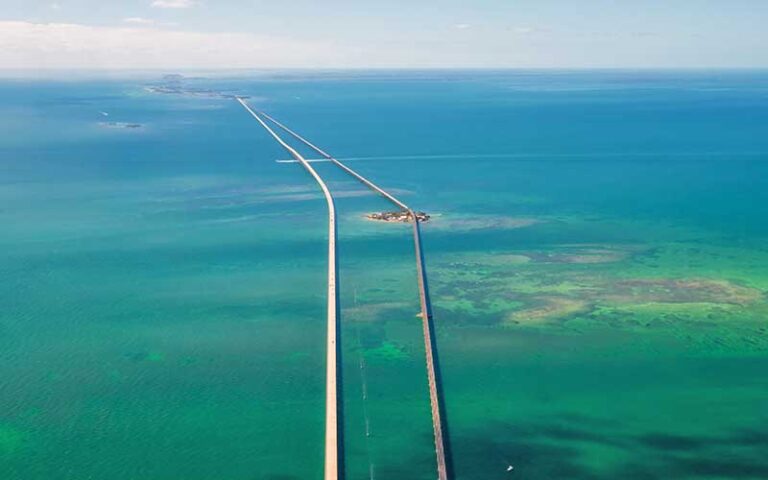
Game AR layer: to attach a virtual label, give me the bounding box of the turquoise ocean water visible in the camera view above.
[1,71,767,479]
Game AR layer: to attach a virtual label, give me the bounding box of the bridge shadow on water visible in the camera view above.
[333,224,347,480]
[427,314,456,480]
[417,218,456,480]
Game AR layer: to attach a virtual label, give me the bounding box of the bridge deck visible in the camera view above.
[259,110,451,480]
[237,99,341,480]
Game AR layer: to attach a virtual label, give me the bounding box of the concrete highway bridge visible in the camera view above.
[238,98,451,480]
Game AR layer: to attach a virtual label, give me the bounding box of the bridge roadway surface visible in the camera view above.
[258,111,451,480]
[237,98,341,480]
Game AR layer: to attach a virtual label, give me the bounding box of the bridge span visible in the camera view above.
[258,111,452,480]
[237,98,341,480]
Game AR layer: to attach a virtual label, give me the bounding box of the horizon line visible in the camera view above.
[1,66,767,80]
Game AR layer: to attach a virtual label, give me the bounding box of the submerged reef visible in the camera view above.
[506,297,591,325]
[431,243,767,333]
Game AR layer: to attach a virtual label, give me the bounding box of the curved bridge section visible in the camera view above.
[238,98,341,480]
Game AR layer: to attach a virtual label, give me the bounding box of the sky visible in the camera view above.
[0,0,767,70]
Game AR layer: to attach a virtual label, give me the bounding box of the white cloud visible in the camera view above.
[122,17,178,28]
[512,26,536,34]
[0,21,343,69]
[50,2,62,10]
[454,23,471,30]
[123,17,155,25]
[151,0,195,8]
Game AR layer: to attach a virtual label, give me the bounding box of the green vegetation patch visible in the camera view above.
[0,424,25,456]
[146,351,165,362]
[505,296,591,326]
[431,241,767,332]
[364,341,410,362]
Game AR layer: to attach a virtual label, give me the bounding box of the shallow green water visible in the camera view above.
[1,71,767,479]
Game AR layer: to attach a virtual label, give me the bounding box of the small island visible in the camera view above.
[366,211,430,223]
[99,121,143,129]
[145,74,246,100]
